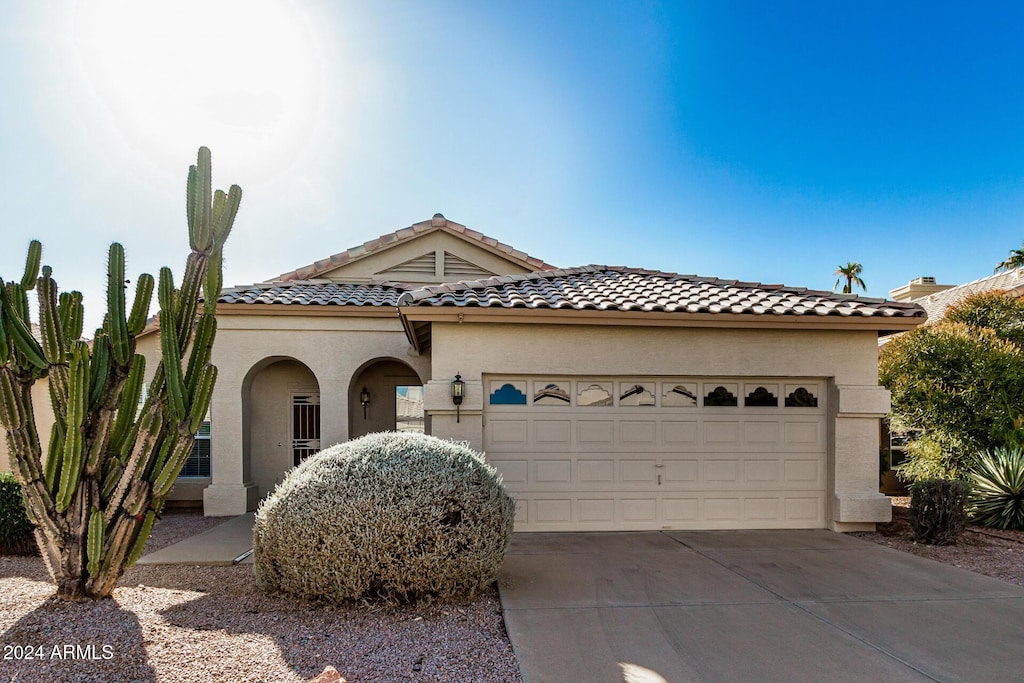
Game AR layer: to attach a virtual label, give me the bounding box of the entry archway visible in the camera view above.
[242,356,320,499]
[349,358,425,440]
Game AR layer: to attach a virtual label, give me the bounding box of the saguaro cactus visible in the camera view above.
[0,147,240,599]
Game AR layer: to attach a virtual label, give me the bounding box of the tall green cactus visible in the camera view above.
[0,147,239,600]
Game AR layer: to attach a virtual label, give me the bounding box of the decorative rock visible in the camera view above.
[308,665,346,683]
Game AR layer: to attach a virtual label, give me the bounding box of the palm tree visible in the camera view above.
[833,262,866,294]
[995,242,1024,273]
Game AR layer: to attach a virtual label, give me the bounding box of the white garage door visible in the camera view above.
[484,377,827,531]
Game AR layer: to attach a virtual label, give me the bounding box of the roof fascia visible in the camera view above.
[397,306,925,333]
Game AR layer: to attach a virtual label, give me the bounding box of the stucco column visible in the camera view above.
[830,385,892,532]
[424,377,484,452]
[203,379,260,516]
[317,378,349,450]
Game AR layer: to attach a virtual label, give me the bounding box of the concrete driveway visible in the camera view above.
[498,530,1024,682]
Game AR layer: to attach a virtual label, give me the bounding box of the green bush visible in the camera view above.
[969,448,1024,530]
[254,432,516,605]
[909,479,971,545]
[0,472,37,555]
[881,320,1024,480]
[944,291,1024,348]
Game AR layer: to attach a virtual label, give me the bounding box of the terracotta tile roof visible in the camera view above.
[912,268,1024,322]
[277,214,556,281]
[397,266,926,318]
[218,281,411,307]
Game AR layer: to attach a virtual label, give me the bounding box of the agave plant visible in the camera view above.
[969,447,1024,530]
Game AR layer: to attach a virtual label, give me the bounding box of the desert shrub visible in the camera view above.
[881,321,1024,480]
[254,432,516,605]
[969,448,1024,530]
[0,472,37,555]
[944,291,1024,348]
[909,479,971,545]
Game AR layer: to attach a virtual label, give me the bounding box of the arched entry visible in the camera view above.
[242,357,320,499]
[349,358,425,440]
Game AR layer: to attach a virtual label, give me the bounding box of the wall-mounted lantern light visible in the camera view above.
[451,373,465,423]
[360,386,371,419]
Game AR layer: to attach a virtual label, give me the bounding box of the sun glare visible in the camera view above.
[68,0,324,182]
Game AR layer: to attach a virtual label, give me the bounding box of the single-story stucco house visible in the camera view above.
[3,214,926,531]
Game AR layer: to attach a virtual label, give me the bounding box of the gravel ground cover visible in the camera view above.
[851,496,1024,587]
[5,499,1023,682]
[0,510,521,683]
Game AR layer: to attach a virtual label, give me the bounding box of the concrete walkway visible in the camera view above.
[137,513,255,566]
[498,530,1024,683]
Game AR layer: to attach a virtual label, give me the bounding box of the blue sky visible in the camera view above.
[2,1,1022,332]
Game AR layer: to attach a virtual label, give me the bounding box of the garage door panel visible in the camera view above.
[745,459,780,483]
[621,498,658,522]
[535,420,571,445]
[662,459,699,483]
[621,460,658,484]
[705,460,739,483]
[578,459,615,484]
[703,421,741,444]
[662,421,698,444]
[488,419,529,448]
[491,459,529,485]
[577,420,614,444]
[621,420,657,444]
[535,460,572,483]
[784,459,823,485]
[486,376,827,531]
[744,421,781,445]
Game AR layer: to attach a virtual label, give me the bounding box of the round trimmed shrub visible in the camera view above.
[254,432,515,605]
[0,472,37,555]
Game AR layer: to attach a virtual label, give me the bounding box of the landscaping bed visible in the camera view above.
[0,510,521,683]
[851,496,1024,587]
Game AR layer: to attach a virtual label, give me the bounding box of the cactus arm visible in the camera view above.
[0,367,26,430]
[187,365,216,434]
[56,342,90,512]
[107,354,145,456]
[88,334,112,411]
[195,147,213,250]
[151,435,194,498]
[127,273,154,336]
[107,243,130,366]
[36,271,65,364]
[59,291,84,343]
[3,285,48,371]
[125,510,156,568]
[21,240,41,290]
[86,509,104,576]
[184,314,216,396]
[158,268,186,423]
[43,420,66,493]
[202,251,223,315]
[213,185,241,250]
[175,253,205,349]
[0,297,10,365]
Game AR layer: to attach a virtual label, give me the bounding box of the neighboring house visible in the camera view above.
[888,269,1024,323]
[5,214,926,532]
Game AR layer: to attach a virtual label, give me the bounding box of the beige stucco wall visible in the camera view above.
[421,322,891,531]
[201,313,430,515]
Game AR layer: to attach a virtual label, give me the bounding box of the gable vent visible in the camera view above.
[380,252,437,275]
[444,252,494,279]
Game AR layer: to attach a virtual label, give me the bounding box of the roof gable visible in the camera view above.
[277,214,555,284]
